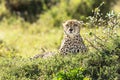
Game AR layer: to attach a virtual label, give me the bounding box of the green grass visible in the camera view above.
[1,22,119,58]
[0,21,119,79]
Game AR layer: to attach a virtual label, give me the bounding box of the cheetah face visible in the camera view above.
[62,20,83,38]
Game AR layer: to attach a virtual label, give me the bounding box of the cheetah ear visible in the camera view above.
[62,21,66,27]
[78,21,83,25]
[62,22,65,27]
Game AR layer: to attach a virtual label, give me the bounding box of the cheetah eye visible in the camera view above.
[65,24,69,27]
[74,24,78,26]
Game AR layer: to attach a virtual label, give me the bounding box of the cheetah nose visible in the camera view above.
[69,29,73,32]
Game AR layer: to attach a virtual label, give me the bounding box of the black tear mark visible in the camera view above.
[77,49,79,53]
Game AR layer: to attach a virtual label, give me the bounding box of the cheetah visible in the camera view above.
[59,19,87,55]
[32,19,87,59]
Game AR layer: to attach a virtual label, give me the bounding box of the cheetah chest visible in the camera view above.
[65,39,81,52]
[60,36,86,54]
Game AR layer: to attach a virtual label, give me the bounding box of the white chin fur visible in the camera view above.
[66,32,77,38]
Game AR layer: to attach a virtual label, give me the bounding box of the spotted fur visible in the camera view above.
[59,20,87,55]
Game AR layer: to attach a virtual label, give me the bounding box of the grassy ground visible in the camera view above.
[0,27,61,57]
[1,22,119,58]
[0,16,120,79]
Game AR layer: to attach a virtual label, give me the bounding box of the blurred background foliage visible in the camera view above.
[0,0,119,24]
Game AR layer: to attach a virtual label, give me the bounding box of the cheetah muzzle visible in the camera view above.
[59,19,87,55]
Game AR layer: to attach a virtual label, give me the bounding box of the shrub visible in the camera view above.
[53,67,90,80]
[84,9,120,80]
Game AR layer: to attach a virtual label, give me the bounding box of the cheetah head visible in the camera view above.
[62,19,83,38]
